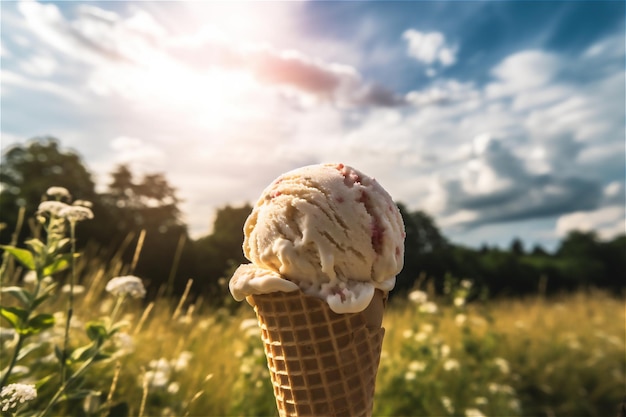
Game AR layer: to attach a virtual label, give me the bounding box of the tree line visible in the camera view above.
[1,138,624,303]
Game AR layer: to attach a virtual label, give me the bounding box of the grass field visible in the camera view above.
[0,198,624,416]
[2,261,624,416]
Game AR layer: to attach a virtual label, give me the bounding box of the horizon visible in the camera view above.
[2,1,625,252]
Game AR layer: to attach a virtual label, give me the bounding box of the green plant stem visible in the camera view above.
[0,278,43,388]
[109,295,126,325]
[37,349,99,417]
[0,206,25,284]
[60,221,77,384]
[0,333,26,387]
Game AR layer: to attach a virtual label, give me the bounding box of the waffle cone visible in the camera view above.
[250,289,386,417]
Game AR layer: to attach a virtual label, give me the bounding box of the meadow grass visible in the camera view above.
[4,260,622,416]
[1,189,624,416]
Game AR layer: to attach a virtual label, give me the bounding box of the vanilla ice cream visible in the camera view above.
[229,163,405,313]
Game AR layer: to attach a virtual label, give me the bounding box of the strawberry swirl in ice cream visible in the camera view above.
[229,163,405,313]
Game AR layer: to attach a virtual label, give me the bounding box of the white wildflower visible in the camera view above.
[465,408,486,417]
[443,358,460,371]
[408,290,428,304]
[475,397,488,405]
[23,271,37,284]
[421,323,434,334]
[106,275,146,298]
[404,371,416,381]
[460,279,472,289]
[167,382,180,394]
[441,396,454,413]
[59,205,94,223]
[62,284,85,294]
[0,383,37,411]
[455,313,467,326]
[144,370,169,388]
[508,398,521,412]
[46,187,70,200]
[113,332,135,355]
[454,296,465,307]
[402,329,413,339]
[488,383,515,395]
[144,358,171,388]
[440,344,451,358]
[239,363,252,374]
[240,318,260,337]
[419,301,438,314]
[240,318,258,331]
[37,200,69,216]
[172,351,193,372]
[149,358,171,373]
[408,360,426,372]
[28,274,54,287]
[414,332,428,342]
[73,199,93,208]
[493,357,510,374]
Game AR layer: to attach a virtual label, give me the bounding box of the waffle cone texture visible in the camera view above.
[250,290,386,417]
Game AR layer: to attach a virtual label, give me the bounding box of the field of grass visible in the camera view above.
[0,198,624,416]
[1,260,624,416]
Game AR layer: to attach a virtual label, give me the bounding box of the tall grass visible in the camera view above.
[1,189,624,416]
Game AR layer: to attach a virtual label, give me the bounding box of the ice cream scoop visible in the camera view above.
[230,163,405,313]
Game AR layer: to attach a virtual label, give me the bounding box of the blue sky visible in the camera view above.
[1,0,624,251]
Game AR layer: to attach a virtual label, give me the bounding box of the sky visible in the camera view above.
[1,0,625,251]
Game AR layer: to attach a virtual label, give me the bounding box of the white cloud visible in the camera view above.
[403,29,457,67]
[489,50,561,93]
[3,1,624,246]
[556,206,625,240]
[110,136,166,170]
[20,53,57,76]
[1,69,84,103]
[0,40,8,57]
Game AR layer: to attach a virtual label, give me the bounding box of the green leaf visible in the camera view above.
[42,253,73,276]
[86,321,108,342]
[35,373,55,389]
[109,320,130,336]
[0,305,28,329]
[1,286,32,307]
[56,238,71,252]
[25,313,55,334]
[93,352,112,362]
[17,341,45,361]
[71,343,97,362]
[32,282,57,310]
[24,238,46,256]
[64,389,97,400]
[0,245,35,270]
[54,345,65,364]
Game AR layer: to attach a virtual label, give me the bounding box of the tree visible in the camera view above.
[0,137,99,245]
[193,204,252,301]
[395,204,451,294]
[99,164,190,296]
[103,165,183,233]
[509,238,525,256]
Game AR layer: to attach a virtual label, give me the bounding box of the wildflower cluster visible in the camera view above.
[106,276,147,299]
[0,383,37,412]
[0,187,147,417]
[376,279,523,416]
[230,317,275,416]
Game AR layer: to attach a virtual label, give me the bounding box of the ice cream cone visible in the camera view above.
[249,289,386,417]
